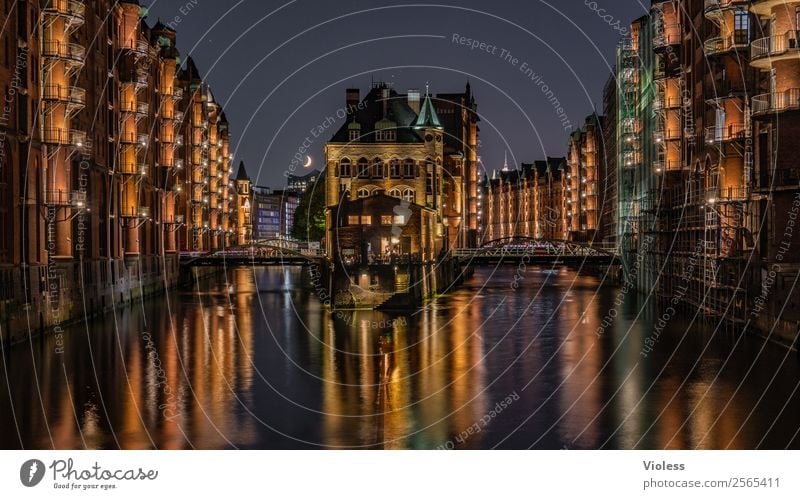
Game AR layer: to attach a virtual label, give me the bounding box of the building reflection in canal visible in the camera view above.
[1,267,798,449]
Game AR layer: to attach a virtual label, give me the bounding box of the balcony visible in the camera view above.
[136,102,149,116]
[173,87,184,100]
[751,88,800,116]
[654,129,681,143]
[653,159,682,173]
[704,123,748,144]
[653,24,681,50]
[119,206,143,219]
[42,0,86,32]
[70,129,88,149]
[42,41,86,65]
[118,161,147,175]
[653,95,681,112]
[119,132,151,147]
[751,31,800,68]
[715,186,750,201]
[622,152,642,169]
[43,190,77,206]
[174,111,185,122]
[704,35,749,57]
[704,0,751,21]
[43,85,86,112]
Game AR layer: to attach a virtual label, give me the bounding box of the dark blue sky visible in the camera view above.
[144,0,649,187]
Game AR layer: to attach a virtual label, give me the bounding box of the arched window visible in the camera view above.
[357,158,369,178]
[388,188,402,199]
[357,188,370,198]
[403,158,415,178]
[402,188,415,203]
[339,158,351,177]
[389,159,401,178]
[372,158,384,178]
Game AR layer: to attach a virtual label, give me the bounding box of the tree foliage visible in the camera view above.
[291,175,326,243]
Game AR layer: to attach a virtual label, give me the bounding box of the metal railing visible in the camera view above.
[704,123,747,144]
[42,85,85,106]
[41,41,85,62]
[752,88,800,115]
[751,31,800,60]
[704,35,748,56]
[118,162,147,175]
[654,24,681,49]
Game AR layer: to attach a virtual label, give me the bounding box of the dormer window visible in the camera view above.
[374,118,396,142]
[375,129,396,141]
[348,121,361,142]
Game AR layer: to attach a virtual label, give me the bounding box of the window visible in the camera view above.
[348,215,359,225]
[734,10,749,44]
[394,215,406,224]
[402,188,415,203]
[361,216,372,225]
[388,188,402,199]
[381,215,393,225]
[357,158,369,178]
[389,159,401,178]
[375,130,395,141]
[339,158,351,177]
[349,129,360,141]
[372,158,384,178]
[357,188,370,198]
[403,159,415,178]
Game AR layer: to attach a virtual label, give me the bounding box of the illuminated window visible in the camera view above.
[339,158,351,177]
[394,215,405,224]
[357,188,370,198]
[361,215,371,225]
[388,188,402,199]
[381,215,393,225]
[389,159,401,178]
[372,158,384,178]
[357,158,369,178]
[403,159,415,178]
[348,215,359,225]
[402,188,415,203]
[349,129,359,141]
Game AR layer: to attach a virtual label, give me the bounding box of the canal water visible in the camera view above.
[1,266,798,449]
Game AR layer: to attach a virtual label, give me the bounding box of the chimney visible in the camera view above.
[346,88,360,114]
[407,89,420,114]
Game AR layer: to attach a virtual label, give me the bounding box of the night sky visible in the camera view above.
[143,0,649,188]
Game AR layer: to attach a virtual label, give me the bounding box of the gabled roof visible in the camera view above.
[329,84,424,144]
[179,56,203,82]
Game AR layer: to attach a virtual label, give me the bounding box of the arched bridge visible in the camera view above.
[452,237,619,265]
[179,239,326,267]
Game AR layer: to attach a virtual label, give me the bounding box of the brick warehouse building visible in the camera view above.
[610,0,800,342]
[482,114,611,246]
[0,0,246,342]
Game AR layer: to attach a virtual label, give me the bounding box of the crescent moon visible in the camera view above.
[303,155,313,168]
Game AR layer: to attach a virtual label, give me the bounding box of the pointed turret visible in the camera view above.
[236,160,249,181]
[414,87,443,130]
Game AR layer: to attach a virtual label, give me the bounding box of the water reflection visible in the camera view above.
[1,266,799,449]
